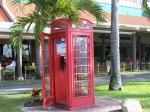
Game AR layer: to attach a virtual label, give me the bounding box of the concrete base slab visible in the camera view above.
[21,97,122,112]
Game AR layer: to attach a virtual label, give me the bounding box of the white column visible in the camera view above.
[132,33,136,71]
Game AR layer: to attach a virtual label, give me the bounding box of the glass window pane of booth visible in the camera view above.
[43,39,51,97]
[73,35,91,97]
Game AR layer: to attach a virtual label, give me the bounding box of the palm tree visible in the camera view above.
[142,0,150,16]
[108,0,122,90]
[10,0,103,78]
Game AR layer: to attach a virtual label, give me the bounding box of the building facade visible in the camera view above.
[93,0,150,73]
[0,0,36,79]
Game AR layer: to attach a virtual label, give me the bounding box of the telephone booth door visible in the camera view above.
[52,32,68,107]
[71,32,95,108]
[41,32,54,108]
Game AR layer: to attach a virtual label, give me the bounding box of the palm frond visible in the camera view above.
[76,0,104,25]
[142,0,150,17]
[10,12,49,47]
[10,19,25,48]
[33,15,48,45]
[10,0,104,48]
[47,0,80,23]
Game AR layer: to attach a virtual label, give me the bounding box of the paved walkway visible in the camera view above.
[0,73,150,94]
[21,97,122,112]
[95,72,150,84]
[0,80,41,94]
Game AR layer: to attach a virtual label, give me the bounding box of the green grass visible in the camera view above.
[95,82,150,112]
[121,71,145,75]
[0,82,150,112]
[0,94,32,112]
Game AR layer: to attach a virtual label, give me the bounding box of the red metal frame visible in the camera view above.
[41,32,54,108]
[70,32,94,109]
[41,18,94,110]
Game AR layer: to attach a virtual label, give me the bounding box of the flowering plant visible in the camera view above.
[31,88,41,101]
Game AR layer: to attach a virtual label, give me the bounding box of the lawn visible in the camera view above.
[95,82,150,112]
[121,71,146,75]
[0,94,31,112]
[0,82,150,112]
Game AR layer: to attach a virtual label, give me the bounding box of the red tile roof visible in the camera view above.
[5,1,97,22]
[0,7,10,22]
[76,11,150,28]
[6,0,35,18]
[79,10,96,23]
[3,1,150,28]
[104,13,150,27]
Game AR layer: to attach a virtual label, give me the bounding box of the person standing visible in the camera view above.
[106,53,111,75]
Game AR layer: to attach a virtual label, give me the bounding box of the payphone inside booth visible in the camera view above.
[41,18,95,110]
[56,38,66,70]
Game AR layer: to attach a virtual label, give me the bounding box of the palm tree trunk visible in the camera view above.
[17,43,23,80]
[109,0,122,90]
[35,41,41,78]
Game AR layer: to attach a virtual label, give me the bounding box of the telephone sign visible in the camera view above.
[56,39,66,55]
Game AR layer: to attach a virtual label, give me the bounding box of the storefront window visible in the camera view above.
[3,44,12,57]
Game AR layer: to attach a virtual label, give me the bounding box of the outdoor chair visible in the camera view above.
[96,63,107,75]
[3,68,15,80]
[125,63,132,71]
[24,65,36,79]
[120,63,126,72]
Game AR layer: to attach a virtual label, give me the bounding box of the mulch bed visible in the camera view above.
[24,100,42,107]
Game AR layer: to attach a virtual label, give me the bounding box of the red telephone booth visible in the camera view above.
[41,18,95,110]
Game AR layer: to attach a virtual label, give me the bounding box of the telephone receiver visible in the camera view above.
[60,56,66,70]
